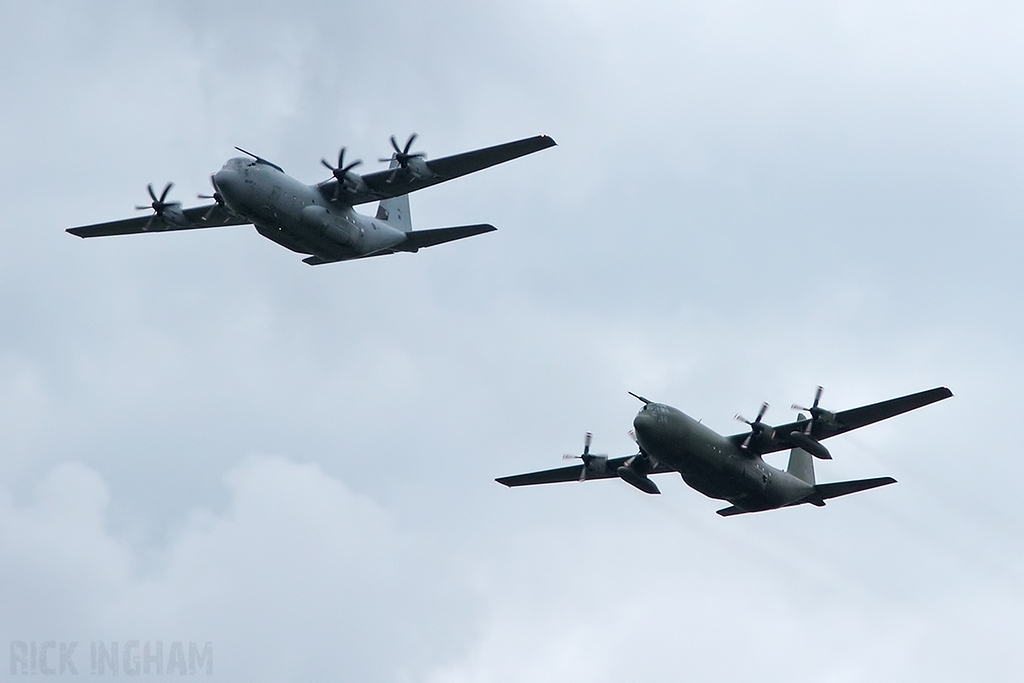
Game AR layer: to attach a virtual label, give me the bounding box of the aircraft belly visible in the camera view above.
[679,469,745,501]
[253,223,314,255]
[648,442,744,501]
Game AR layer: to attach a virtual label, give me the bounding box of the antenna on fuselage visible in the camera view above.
[628,391,651,405]
[234,146,285,173]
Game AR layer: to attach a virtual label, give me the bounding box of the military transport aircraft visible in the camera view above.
[497,386,952,516]
[66,134,555,265]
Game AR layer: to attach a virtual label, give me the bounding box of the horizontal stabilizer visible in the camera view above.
[813,476,896,500]
[715,476,897,516]
[396,224,495,252]
[302,224,496,265]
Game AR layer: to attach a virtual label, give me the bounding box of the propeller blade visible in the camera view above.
[158,182,173,203]
[583,432,592,456]
[403,133,418,155]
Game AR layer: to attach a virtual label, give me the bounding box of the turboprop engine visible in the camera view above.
[788,430,832,460]
[616,454,661,494]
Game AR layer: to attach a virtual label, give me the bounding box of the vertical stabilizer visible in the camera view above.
[786,414,815,484]
[375,158,413,233]
[376,194,412,233]
[787,447,815,485]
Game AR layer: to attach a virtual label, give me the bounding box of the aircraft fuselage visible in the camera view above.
[213,157,407,262]
[632,402,815,511]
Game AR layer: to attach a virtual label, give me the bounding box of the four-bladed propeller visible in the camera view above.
[792,386,826,420]
[789,386,834,459]
[735,402,773,450]
[321,148,364,200]
[563,432,608,481]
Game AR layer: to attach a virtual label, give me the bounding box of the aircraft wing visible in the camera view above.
[67,205,248,238]
[496,456,675,488]
[319,135,556,206]
[727,387,953,455]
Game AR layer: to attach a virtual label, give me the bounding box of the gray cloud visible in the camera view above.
[1,0,1022,680]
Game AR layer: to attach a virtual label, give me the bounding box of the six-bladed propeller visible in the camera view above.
[735,402,773,450]
[135,182,181,230]
[563,432,608,481]
[321,148,364,200]
[379,133,430,182]
[135,182,179,215]
[380,133,424,167]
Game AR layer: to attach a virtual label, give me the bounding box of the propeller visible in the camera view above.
[197,175,226,222]
[791,386,825,419]
[379,133,426,181]
[135,183,180,229]
[135,182,178,214]
[789,386,834,459]
[321,147,364,200]
[563,432,608,481]
[735,402,773,450]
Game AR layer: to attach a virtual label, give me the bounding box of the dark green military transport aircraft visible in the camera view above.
[497,386,952,516]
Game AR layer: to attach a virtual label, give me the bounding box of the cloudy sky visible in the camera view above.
[1,1,1022,681]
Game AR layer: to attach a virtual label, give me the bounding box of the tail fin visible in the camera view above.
[376,194,412,233]
[787,413,815,484]
[375,157,412,233]
[787,447,815,485]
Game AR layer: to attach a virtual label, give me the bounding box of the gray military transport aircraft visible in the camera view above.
[497,386,952,516]
[66,134,555,265]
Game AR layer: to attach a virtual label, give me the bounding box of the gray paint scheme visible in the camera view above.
[497,387,952,516]
[66,135,556,265]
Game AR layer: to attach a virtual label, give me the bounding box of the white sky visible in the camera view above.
[1,1,1022,681]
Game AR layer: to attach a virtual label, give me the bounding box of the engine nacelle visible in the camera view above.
[616,465,661,495]
[789,431,832,460]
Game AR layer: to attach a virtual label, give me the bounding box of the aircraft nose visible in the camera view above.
[632,409,654,444]
[213,167,241,198]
